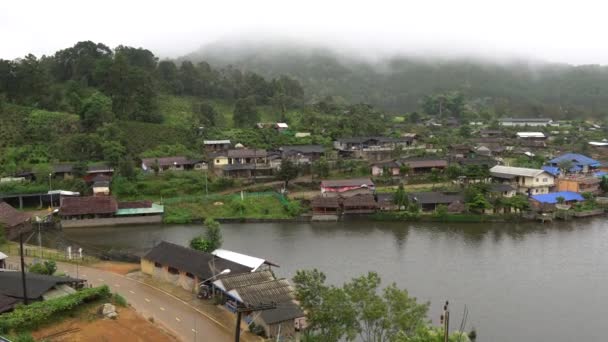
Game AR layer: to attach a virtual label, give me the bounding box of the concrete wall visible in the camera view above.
[61,215,162,228]
[141,258,200,293]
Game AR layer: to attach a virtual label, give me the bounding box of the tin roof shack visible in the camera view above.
[141,241,252,294]
[376,193,398,211]
[280,145,325,165]
[409,192,464,212]
[141,156,207,173]
[490,165,555,196]
[203,140,231,153]
[0,202,32,240]
[0,272,85,312]
[212,270,305,339]
[342,194,377,214]
[320,178,375,198]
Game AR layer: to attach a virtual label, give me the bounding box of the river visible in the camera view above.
[44,218,608,342]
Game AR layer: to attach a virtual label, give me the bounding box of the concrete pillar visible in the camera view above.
[18,195,23,209]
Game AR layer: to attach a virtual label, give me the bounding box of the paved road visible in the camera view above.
[8,258,233,342]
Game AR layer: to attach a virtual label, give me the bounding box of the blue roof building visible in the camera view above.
[541,166,560,176]
[548,153,601,173]
[531,191,585,204]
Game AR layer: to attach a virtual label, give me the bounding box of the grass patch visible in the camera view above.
[164,195,299,223]
[112,293,128,307]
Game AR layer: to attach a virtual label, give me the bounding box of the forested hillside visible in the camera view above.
[186,41,608,119]
[0,41,392,176]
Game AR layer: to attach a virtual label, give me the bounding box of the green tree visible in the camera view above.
[190,218,223,253]
[445,165,462,180]
[393,184,409,210]
[194,102,219,128]
[80,92,114,131]
[277,159,299,188]
[233,96,260,128]
[467,193,492,214]
[294,270,429,342]
[312,157,330,179]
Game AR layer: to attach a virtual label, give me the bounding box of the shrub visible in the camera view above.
[0,285,111,334]
[28,260,57,275]
[112,293,128,307]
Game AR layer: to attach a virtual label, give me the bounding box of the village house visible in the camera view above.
[342,194,377,214]
[141,156,207,173]
[203,140,231,153]
[529,191,585,211]
[310,196,341,221]
[92,179,110,196]
[280,145,325,165]
[408,192,464,212]
[333,136,416,161]
[212,149,274,179]
[275,122,289,132]
[555,176,601,194]
[490,165,555,196]
[399,158,448,174]
[479,129,503,138]
[52,164,115,182]
[499,118,553,127]
[0,272,85,313]
[371,160,401,177]
[0,201,32,240]
[59,196,164,228]
[320,178,375,198]
[141,241,252,294]
[489,184,517,198]
[376,193,397,211]
[211,249,278,272]
[212,270,305,339]
[547,153,601,174]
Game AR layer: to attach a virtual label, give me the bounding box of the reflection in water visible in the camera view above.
[43,218,608,342]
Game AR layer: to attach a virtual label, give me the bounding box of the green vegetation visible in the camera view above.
[190,218,223,252]
[164,193,300,223]
[293,269,470,342]
[28,260,57,275]
[0,285,111,334]
[112,293,128,307]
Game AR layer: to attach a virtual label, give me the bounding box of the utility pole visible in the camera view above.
[19,231,29,305]
[442,301,450,342]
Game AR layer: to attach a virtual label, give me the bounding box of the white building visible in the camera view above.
[499,118,553,127]
[490,165,555,195]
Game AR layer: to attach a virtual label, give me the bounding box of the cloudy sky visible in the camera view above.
[1,0,607,64]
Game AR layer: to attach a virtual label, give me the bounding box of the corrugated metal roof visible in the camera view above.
[531,192,584,204]
[228,279,294,307]
[212,249,276,271]
[213,270,275,292]
[549,153,600,167]
[490,165,548,178]
[516,132,546,138]
[204,140,231,145]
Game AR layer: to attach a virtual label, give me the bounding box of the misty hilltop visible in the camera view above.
[184,39,608,118]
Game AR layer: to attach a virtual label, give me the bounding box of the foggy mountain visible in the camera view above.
[184,39,608,118]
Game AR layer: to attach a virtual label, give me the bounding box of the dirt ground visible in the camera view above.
[91,261,140,275]
[31,305,177,342]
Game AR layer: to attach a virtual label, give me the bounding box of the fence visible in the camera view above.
[3,244,97,264]
[161,191,290,206]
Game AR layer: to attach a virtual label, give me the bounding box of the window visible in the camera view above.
[154,262,162,268]
[543,178,548,182]
[185,272,195,279]
[168,267,179,275]
[535,178,539,182]
[216,159,220,163]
